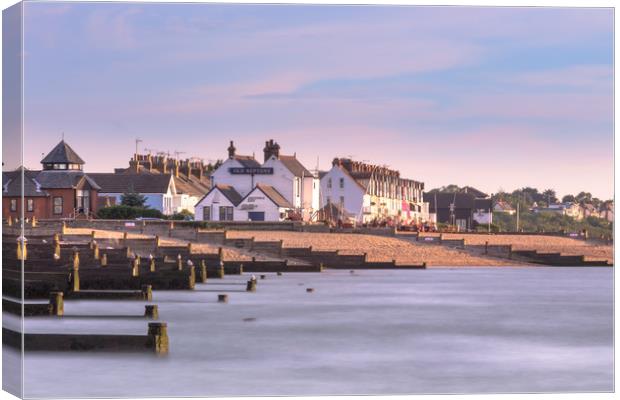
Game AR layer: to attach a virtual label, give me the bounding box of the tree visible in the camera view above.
[121,186,147,208]
[562,194,575,203]
[542,189,557,205]
[576,191,592,204]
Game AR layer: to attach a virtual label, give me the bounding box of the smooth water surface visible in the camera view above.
[9,267,613,397]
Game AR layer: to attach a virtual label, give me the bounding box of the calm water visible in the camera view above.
[4,267,614,398]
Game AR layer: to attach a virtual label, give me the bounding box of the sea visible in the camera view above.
[3,267,614,398]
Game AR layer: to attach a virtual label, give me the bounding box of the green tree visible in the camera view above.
[121,186,147,208]
[542,189,557,205]
[562,194,575,203]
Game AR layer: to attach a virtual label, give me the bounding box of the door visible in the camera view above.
[248,211,265,221]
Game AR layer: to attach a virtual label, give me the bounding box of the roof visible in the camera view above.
[199,184,243,206]
[172,175,210,197]
[473,198,492,209]
[494,201,515,211]
[247,184,293,208]
[40,140,85,165]
[2,168,49,197]
[34,170,101,190]
[233,155,261,169]
[460,186,489,198]
[277,155,313,177]
[88,173,172,194]
[423,192,477,212]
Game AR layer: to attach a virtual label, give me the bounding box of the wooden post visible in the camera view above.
[246,279,257,292]
[126,247,132,259]
[188,265,196,289]
[48,292,64,316]
[218,260,225,278]
[217,247,223,261]
[54,242,61,259]
[149,254,156,272]
[93,243,99,260]
[31,216,37,228]
[155,235,160,247]
[144,305,158,319]
[61,221,67,234]
[484,241,489,255]
[123,231,128,242]
[218,294,228,303]
[508,245,513,259]
[279,239,284,256]
[142,285,153,301]
[7,217,12,226]
[16,237,27,260]
[71,253,80,292]
[187,242,193,253]
[168,221,174,237]
[131,258,140,277]
[100,253,108,267]
[199,260,207,283]
[177,254,183,271]
[147,322,169,355]
[53,232,60,244]
[91,230,96,240]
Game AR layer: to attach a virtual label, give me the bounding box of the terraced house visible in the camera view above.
[319,158,429,225]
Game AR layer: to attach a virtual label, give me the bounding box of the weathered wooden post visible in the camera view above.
[217,247,223,261]
[61,221,67,234]
[16,236,27,260]
[155,235,160,248]
[91,230,96,240]
[187,242,193,254]
[53,232,60,244]
[306,288,314,293]
[123,231,128,243]
[177,254,183,271]
[71,250,80,292]
[126,246,133,259]
[7,217,12,226]
[144,305,158,319]
[260,274,266,280]
[422,262,428,268]
[218,294,228,303]
[31,216,37,228]
[131,258,140,277]
[279,239,284,256]
[584,229,589,241]
[142,285,153,301]
[484,241,489,255]
[54,241,61,260]
[508,245,513,259]
[246,279,257,292]
[188,265,196,289]
[93,243,100,260]
[100,253,108,267]
[147,322,169,354]
[168,221,174,237]
[217,260,225,278]
[199,260,207,283]
[149,254,156,272]
[48,292,64,316]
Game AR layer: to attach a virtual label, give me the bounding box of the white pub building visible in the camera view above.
[195,140,319,222]
[319,158,429,225]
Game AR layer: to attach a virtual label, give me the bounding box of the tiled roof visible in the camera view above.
[424,192,477,211]
[253,184,293,208]
[40,141,85,165]
[172,175,210,197]
[278,155,313,177]
[88,173,172,194]
[2,168,48,197]
[461,186,489,198]
[233,155,261,169]
[35,170,101,190]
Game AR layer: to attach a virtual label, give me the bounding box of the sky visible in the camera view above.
[10,3,615,198]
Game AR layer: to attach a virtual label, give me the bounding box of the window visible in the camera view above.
[202,206,211,221]
[53,196,63,215]
[340,196,345,206]
[10,199,17,212]
[326,196,331,204]
[27,199,34,212]
[219,206,233,221]
[339,178,344,189]
[327,178,332,188]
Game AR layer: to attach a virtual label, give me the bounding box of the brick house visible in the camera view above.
[2,140,100,220]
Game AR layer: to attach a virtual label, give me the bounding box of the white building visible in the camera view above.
[197,140,318,222]
[319,158,429,225]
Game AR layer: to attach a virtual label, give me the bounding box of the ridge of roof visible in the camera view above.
[41,140,85,165]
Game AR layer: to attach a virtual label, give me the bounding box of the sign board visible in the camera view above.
[229,167,273,175]
[125,222,135,227]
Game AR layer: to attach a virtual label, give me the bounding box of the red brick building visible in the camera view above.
[2,141,100,220]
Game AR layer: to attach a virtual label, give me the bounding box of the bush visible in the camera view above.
[168,209,194,221]
[97,205,163,220]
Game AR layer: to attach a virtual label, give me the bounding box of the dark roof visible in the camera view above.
[233,155,261,169]
[2,168,49,197]
[474,198,492,210]
[40,141,85,165]
[461,186,489,198]
[88,173,172,193]
[35,170,101,190]
[205,184,243,206]
[424,192,476,212]
[278,155,313,177]
[249,184,293,208]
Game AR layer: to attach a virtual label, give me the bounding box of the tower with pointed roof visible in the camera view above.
[40,140,85,171]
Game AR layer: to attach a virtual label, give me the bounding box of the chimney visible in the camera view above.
[129,156,139,173]
[263,139,280,162]
[228,141,236,159]
[173,159,179,178]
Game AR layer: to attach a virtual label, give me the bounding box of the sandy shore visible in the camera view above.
[225,230,519,266]
[435,233,613,263]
